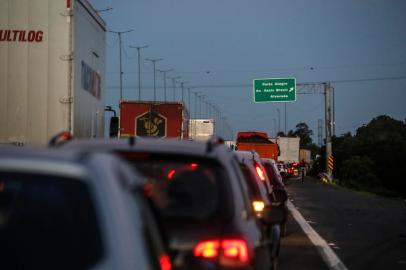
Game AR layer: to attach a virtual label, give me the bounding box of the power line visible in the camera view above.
[105,75,406,91]
[116,62,405,75]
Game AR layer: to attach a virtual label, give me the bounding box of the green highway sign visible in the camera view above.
[253,77,296,103]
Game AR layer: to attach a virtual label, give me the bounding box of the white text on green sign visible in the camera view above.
[253,78,296,102]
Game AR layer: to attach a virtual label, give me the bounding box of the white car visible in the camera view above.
[0,147,170,270]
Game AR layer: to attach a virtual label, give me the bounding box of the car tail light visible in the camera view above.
[190,163,199,170]
[252,200,265,213]
[159,254,172,270]
[255,165,266,181]
[194,240,220,259]
[194,239,249,267]
[167,169,176,180]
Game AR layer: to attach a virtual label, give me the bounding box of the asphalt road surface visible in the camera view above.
[279,176,406,270]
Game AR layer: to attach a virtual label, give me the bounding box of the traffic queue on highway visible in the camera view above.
[0,136,289,270]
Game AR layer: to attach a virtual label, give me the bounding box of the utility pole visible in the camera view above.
[181,82,184,103]
[179,81,188,103]
[109,29,133,102]
[201,95,207,118]
[187,88,191,114]
[324,82,333,182]
[157,69,173,101]
[332,86,336,136]
[198,94,203,118]
[318,118,323,146]
[284,103,287,134]
[208,102,212,119]
[273,118,277,137]
[167,76,181,101]
[193,92,199,119]
[145,58,163,101]
[128,45,148,100]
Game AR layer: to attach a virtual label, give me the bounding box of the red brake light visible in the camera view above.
[167,169,176,180]
[159,254,172,270]
[194,240,220,258]
[255,165,266,181]
[221,239,249,263]
[194,239,249,266]
[190,163,199,170]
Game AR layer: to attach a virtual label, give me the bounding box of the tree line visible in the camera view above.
[310,115,406,197]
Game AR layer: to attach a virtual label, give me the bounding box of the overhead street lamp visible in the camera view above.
[157,69,173,101]
[128,45,148,100]
[145,58,163,101]
[95,7,113,13]
[108,29,134,102]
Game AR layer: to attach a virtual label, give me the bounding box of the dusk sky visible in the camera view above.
[91,0,406,141]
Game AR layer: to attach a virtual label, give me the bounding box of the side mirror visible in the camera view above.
[109,116,119,137]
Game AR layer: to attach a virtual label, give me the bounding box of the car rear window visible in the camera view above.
[239,164,261,201]
[0,172,104,270]
[263,162,284,189]
[120,153,227,222]
[263,163,278,182]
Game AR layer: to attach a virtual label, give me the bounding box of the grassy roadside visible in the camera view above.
[302,175,405,200]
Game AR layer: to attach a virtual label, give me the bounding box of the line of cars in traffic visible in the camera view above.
[0,136,288,270]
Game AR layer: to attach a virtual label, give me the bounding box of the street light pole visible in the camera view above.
[145,58,163,101]
[277,108,280,134]
[284,102,287,134]
[198,95,203,118]
[167,76,181,101]
[179,81,188,103]
[129,45,148,100]
[109,29,133,102]
[157,69,173,101]
[187,88,191,113]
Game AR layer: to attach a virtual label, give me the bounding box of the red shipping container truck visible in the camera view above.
[119,101,189,139]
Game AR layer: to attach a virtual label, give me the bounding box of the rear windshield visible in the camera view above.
[0,172,104,270]
[263,163,284,188]
[239,164,261,200]
[120,153,227,222]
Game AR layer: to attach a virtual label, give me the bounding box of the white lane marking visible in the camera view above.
[287,200,348,270]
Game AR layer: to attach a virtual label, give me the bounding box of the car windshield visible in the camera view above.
[0,172,104,270]
[121,152,226,222]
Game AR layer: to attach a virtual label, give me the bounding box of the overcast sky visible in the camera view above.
[91,0,406,141]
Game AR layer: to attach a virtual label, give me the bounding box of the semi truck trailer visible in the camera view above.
[188,118,215,141]
[0,0,106,145]
[119,101,189,139]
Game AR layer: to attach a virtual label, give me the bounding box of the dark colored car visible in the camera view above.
[261,158,289,237]
[62,137,278,270]
[261,158,285,190]
[235,151,283,269]
[0,147,169,270]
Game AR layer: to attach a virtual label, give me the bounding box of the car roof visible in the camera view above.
[0,146,87,163]
[234,150,260,162]
[0,146,144,187]
[62,137,231,159]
